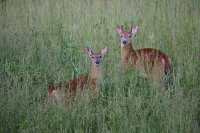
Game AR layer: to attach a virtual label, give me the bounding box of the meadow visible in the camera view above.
[0,0,200,132]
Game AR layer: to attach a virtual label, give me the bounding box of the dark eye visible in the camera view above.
[128,35,132,38]
[91,56,94,58]
[99,56,102,58]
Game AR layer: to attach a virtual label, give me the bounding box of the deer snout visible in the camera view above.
[121,37,128,45]
[122,40,127,44]
[94,58,101,65]
[95,60,100,64]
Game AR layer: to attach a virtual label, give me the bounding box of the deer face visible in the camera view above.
[85,47,108,66]
[116,25,139,47]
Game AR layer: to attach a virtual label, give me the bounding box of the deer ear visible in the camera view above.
[84,47,94,56]
[131,26,139,35]
[101,47,108,57]
[116,25,123,35]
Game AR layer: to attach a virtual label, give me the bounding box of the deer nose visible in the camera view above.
[122,40,127,44]
[95,61,100,64]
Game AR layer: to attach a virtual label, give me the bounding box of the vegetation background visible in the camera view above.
[0,0,200,132]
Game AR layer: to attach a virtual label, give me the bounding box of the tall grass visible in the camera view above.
[0,0,200,132]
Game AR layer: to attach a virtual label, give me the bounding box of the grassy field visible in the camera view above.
[0,0,200,132]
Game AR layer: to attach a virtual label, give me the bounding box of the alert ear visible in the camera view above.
[131,26,139,35]
[116,25,123,35]
[84,47,94,56]
[101,47,108,57]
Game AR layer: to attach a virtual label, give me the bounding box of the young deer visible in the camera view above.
[48,47,108,104]
[116,25,171,86]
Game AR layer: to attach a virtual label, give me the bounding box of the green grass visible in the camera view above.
[0,0,200,132]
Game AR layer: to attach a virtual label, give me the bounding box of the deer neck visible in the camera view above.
[89,64,102,81]
[121,42,136,63]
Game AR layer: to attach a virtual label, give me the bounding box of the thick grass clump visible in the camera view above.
[0,0,200,132]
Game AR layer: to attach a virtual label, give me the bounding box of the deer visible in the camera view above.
[48,47,108,105]
[116,25,172,87]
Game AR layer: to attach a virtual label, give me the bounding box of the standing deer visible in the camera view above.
[48,47,108,105]
[116,25,172,86]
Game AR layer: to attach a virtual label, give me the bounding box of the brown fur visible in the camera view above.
[48,47,108,105]
[48,68,101,104]
[121,42,171,83]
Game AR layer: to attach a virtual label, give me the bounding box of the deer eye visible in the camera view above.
[128,34,132,38]
[99,56,102,58]
[91,56,95,59]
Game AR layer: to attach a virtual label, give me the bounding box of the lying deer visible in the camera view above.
[116,25,172,86]
[48,47,108,105]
